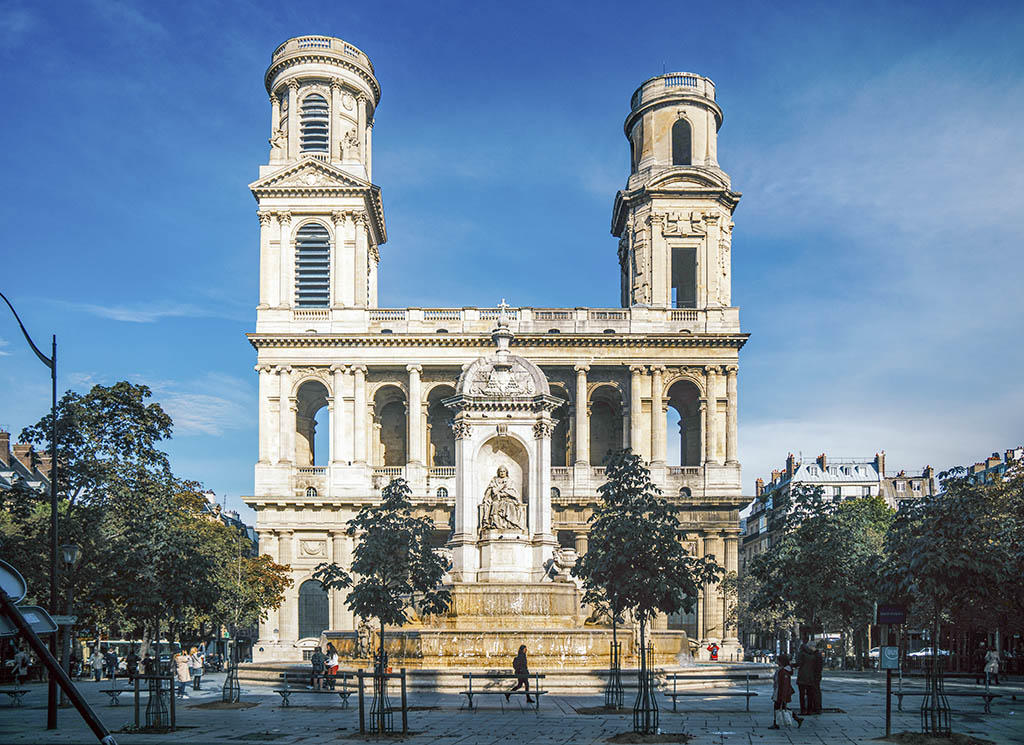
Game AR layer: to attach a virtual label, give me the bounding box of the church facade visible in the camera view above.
[245,37,748,663]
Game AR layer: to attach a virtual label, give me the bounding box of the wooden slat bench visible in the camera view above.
[0,688,29,707]
[663,673,761,712]
[894,690,1001,714]
[272,686,354,707]
[460,672,547,711]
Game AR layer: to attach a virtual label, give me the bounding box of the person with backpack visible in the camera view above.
[310,646,326,689]
[504,645,533,703]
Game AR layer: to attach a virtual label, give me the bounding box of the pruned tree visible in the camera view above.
[574,450,722,733]
[314,477,450,733]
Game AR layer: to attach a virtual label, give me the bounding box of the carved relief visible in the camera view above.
[452,421,472,440]
[717,220,733,306]
[341,128,360,160]
[479,466,526,533]
[342,92,355,111]
[466,358,537,398]
[299,540,326,558]
[533,420,554,439]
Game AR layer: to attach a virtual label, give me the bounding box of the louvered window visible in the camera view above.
[299,93,330,153]
[295,223,331,307]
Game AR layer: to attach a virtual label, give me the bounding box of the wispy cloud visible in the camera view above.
[57,301,246,324]
[145,373,254,437]
[0,338,10,357]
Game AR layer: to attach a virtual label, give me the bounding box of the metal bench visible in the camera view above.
[460,672,547,711]
[894,690,1001,714]
[98,688,128,706]
[0,688,29,707]
[273,685,353,708]
[663,673,761,712]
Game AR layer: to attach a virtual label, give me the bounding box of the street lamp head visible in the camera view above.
[60,543,80,568]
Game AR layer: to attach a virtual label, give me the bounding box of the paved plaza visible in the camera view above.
[0,671,1020,745]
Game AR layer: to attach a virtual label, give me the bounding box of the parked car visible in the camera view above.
[203,653,223,673]
[908,647,950,657]
[869,647,880,658]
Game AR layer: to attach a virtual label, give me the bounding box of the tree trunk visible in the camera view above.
[378,617,386,735]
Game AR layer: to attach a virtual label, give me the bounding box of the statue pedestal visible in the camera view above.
[477,532,532,582]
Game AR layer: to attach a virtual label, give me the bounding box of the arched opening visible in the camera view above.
[296,380,329,466]
[373,385,407,467]
[671,118,692,166]
[476,435,529,531]
[590,386,624,466]
[666,379,702,466]
[426,385,456,467]
[299,93,330,154]
[550,383,570,467]
[295,222,331,307]
[298,579,329,640]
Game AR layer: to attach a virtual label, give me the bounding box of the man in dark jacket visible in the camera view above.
[795,640,817,715]
[505,645,533,703]
[811,642,824,713]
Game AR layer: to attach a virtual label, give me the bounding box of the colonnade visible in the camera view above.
[257,363,738,470]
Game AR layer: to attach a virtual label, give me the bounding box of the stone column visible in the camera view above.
[278,531,297,642]
[574,364,590,465]
[723,534,740,647]
[352,365,367,464]
[650,366,666,464]
[703,534,724,642]
[286,80,299,158]
[277,366,292,463]
[331,531,351,629]
[725,365,738,465]
[356,94,367,162]
[256,364,272,463]
[331,211,353,307]
[267,212,282,308]
[407,365,423,465]
[649,214,669,307]
[330,365,347,464]
[278,211,293,308]
[629,365,645,458]
[259,531,280,640]
[353,213,368,307]
[258,210,273,308]
[574,531,589,556]
[330,80,342,161]
[366,120,373,180]
[705,214,721,307]
[704,367,719,464]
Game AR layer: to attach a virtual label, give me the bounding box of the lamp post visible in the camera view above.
[0,290,60,729]
[59,543,80,706]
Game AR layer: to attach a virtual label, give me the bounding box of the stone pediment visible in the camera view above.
[455,354,550,399]
[250,159,373,193]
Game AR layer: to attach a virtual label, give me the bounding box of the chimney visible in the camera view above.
[771,469,780,483]
[12,443,34,470]
[1007,449,1018,463]
[786,453,796,478]
[986,453,1000,469]
[755,478,764,497]
[36,453,53,480]
[924,465,935,492]
[875,451,886,477]
[816,453,827,470]
[0,431,9,466]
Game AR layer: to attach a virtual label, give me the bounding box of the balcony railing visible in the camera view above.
[297,466,327,475]
[428,466,455,478]
[550,467,572,480]
[668,466,701,475]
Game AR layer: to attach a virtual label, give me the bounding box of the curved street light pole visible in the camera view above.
[0,290,60,730]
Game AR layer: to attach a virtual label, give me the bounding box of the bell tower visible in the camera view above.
[251,36,387,316]
[611,73,741,310]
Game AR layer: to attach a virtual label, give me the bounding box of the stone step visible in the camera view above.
[237,662,772,694]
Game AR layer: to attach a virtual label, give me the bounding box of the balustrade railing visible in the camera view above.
[668,466,701,475]
[297,466,327,475]
[428,466,455,478]
[550,467,572,480]
[293,309,329,321]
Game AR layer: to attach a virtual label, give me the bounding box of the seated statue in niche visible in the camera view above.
[479,466,526,534]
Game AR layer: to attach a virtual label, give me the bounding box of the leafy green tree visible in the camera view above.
[314,477,450,732]
[574,450,722,733]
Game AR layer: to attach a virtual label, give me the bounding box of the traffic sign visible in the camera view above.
[0,605,59,637]
[0,559,27,604]
[880,646,900,670]
[51,615,78,626]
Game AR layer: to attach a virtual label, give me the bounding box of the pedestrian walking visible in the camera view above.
[173,646,191,699]
[310,646,326,689]
[984,648,1000,685]
[973,642,988,684]
[141,651,156,677]
[812,638,824,713]
[504,645,534,703]
[325,642,339,691]
[189,646,205,691]
[103,647,118,680]
[125,647,140,682]
[90,648,104,682]
[13,647,30,686]
[795,639,816,714]
[770,653,803,729]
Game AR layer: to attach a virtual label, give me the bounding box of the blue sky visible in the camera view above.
[1,0,1022,523]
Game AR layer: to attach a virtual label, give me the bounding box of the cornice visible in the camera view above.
[266,54,380,104]
[247,332,750,350]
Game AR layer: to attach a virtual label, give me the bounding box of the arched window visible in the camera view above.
[550,487,560,499]
[436,487,448,499]
[671,119,692,166]
[305,486,318,497]
[299,94,330,154]
[295,223,330,307]
[298,580,329,640]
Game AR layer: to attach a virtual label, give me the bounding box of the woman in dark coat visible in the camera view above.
[770,653,803,728]
[505,645,533,703]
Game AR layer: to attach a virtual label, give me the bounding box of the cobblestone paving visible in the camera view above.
[0,672,1020,744]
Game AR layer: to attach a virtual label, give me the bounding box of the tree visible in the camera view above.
[573,450,722,733]
[314,478,450,733]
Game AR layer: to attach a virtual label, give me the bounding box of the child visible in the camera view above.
[770,653,803,729]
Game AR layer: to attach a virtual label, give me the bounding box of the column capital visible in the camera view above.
[275,365,293,374]
[276,210,292,226]
[574,363,590,374]
[331,210,350,226]
[406,364,422,374]
[533,420,554,439]
[352,212,367,227]
[269,94,278,106]
[287,79,300,92]
[329,364,349,374]
[629,364,646,376]
[724,364,739,375]
[705,365,721,377]
[257,210,274,226]
[330,78,345,93]
[255,363,274,373]
[650,365,666,375]
[352,364,367,376]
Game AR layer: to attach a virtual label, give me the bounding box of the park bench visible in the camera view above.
[98,687,128,706]
[0,688,29,706]
[894,675,1001,714]
[274,671,355,707]
[460,672,547,711]
[662,673,761,712]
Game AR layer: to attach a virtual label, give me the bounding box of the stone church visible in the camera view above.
[245,36,748,664]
